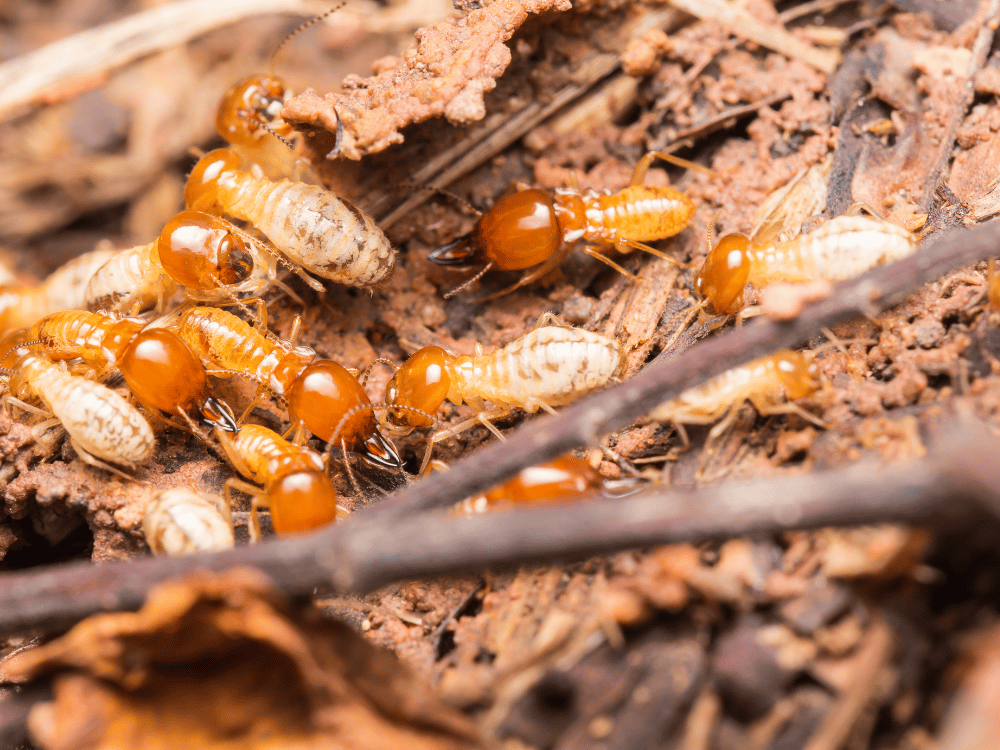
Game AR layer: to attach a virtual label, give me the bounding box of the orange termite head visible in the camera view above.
[693,233,751,315]
[429,189,561,272]
[485,454,600,506]
[184,147,243,212]
[286,360,402,470]
[118,327,209,415]
[267,469,340,534]
[216,74,290,146]
[0,328,33,370]
[157,211,254,290]
[383,346,451,433]
[773,350,820,400]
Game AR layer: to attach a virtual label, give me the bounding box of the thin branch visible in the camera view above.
[0,217,998,635]
[0,419,996,637]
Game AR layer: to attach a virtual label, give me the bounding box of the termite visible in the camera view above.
[695,214,918,315]
[428,152,701,299]
[185,147,393,288]
[23,310,238,433]
[216,423,347,539]
[216,7,343,178]
[174,306,399,468]
[383,323,624,468]
[649,349,823,445]
[0,245,117,334]
[424,454,645,514]
[142,487,235,556]
[2,347,155,478]
[82,210,295,314]
[449,454,602,515]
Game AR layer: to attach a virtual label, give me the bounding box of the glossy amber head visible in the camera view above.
[485,455,599,506]
[157,211,253,289]
[216,74,289,145]
[694,233,751,315]
[287,359,374,446]
[119,328,208,414]
[268,470,339,534]
[0,328,31,370]
[184,148,242,212]
[384,347,451,431]
[773,351,820,400]
[475,189,561,270]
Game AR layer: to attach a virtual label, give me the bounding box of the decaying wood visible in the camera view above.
[374,7,684,226]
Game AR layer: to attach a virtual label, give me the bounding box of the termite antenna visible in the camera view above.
[706,209,720,252]
[0,339,44,368]
[270,2,347,73]
[403,183,480,216]
[443,262,494,299]
[358,357,398,388]
[260,121,296,152]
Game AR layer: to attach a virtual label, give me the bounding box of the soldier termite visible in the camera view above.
[383,323,625,469]
[648,349,823,447]
[142,487,235,556]
[0,245,117,334]
[173,306,399,469]
[428,151,704,300]
[22,310,238,434]
[185,147,393,288]
[1,347,155,478]
[448,454,602,515]
[216,423,347,539]
[695,214,918,316]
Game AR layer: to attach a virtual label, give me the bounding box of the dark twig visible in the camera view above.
[0,218,998,635]
[0,420,998,637]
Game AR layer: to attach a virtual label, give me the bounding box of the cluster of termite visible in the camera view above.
[0,15,929,558]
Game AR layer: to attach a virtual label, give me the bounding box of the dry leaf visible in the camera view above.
[1,568,479,750]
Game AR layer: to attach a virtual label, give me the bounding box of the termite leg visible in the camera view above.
[237,394,266,425]
[3,394,49,419]
[287,314,302,345]
[844,201,884,219]
[70,437,143,483]
[757,402,828,430]
[225,477,266,542]
[419,409,508,474]
[705,403,741,444]
[581,246,642,281]
[473,243,575,302]
[535,311,570,329]
[735,306,763,327]
[617,239,688,265]
[629,151,716,187]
